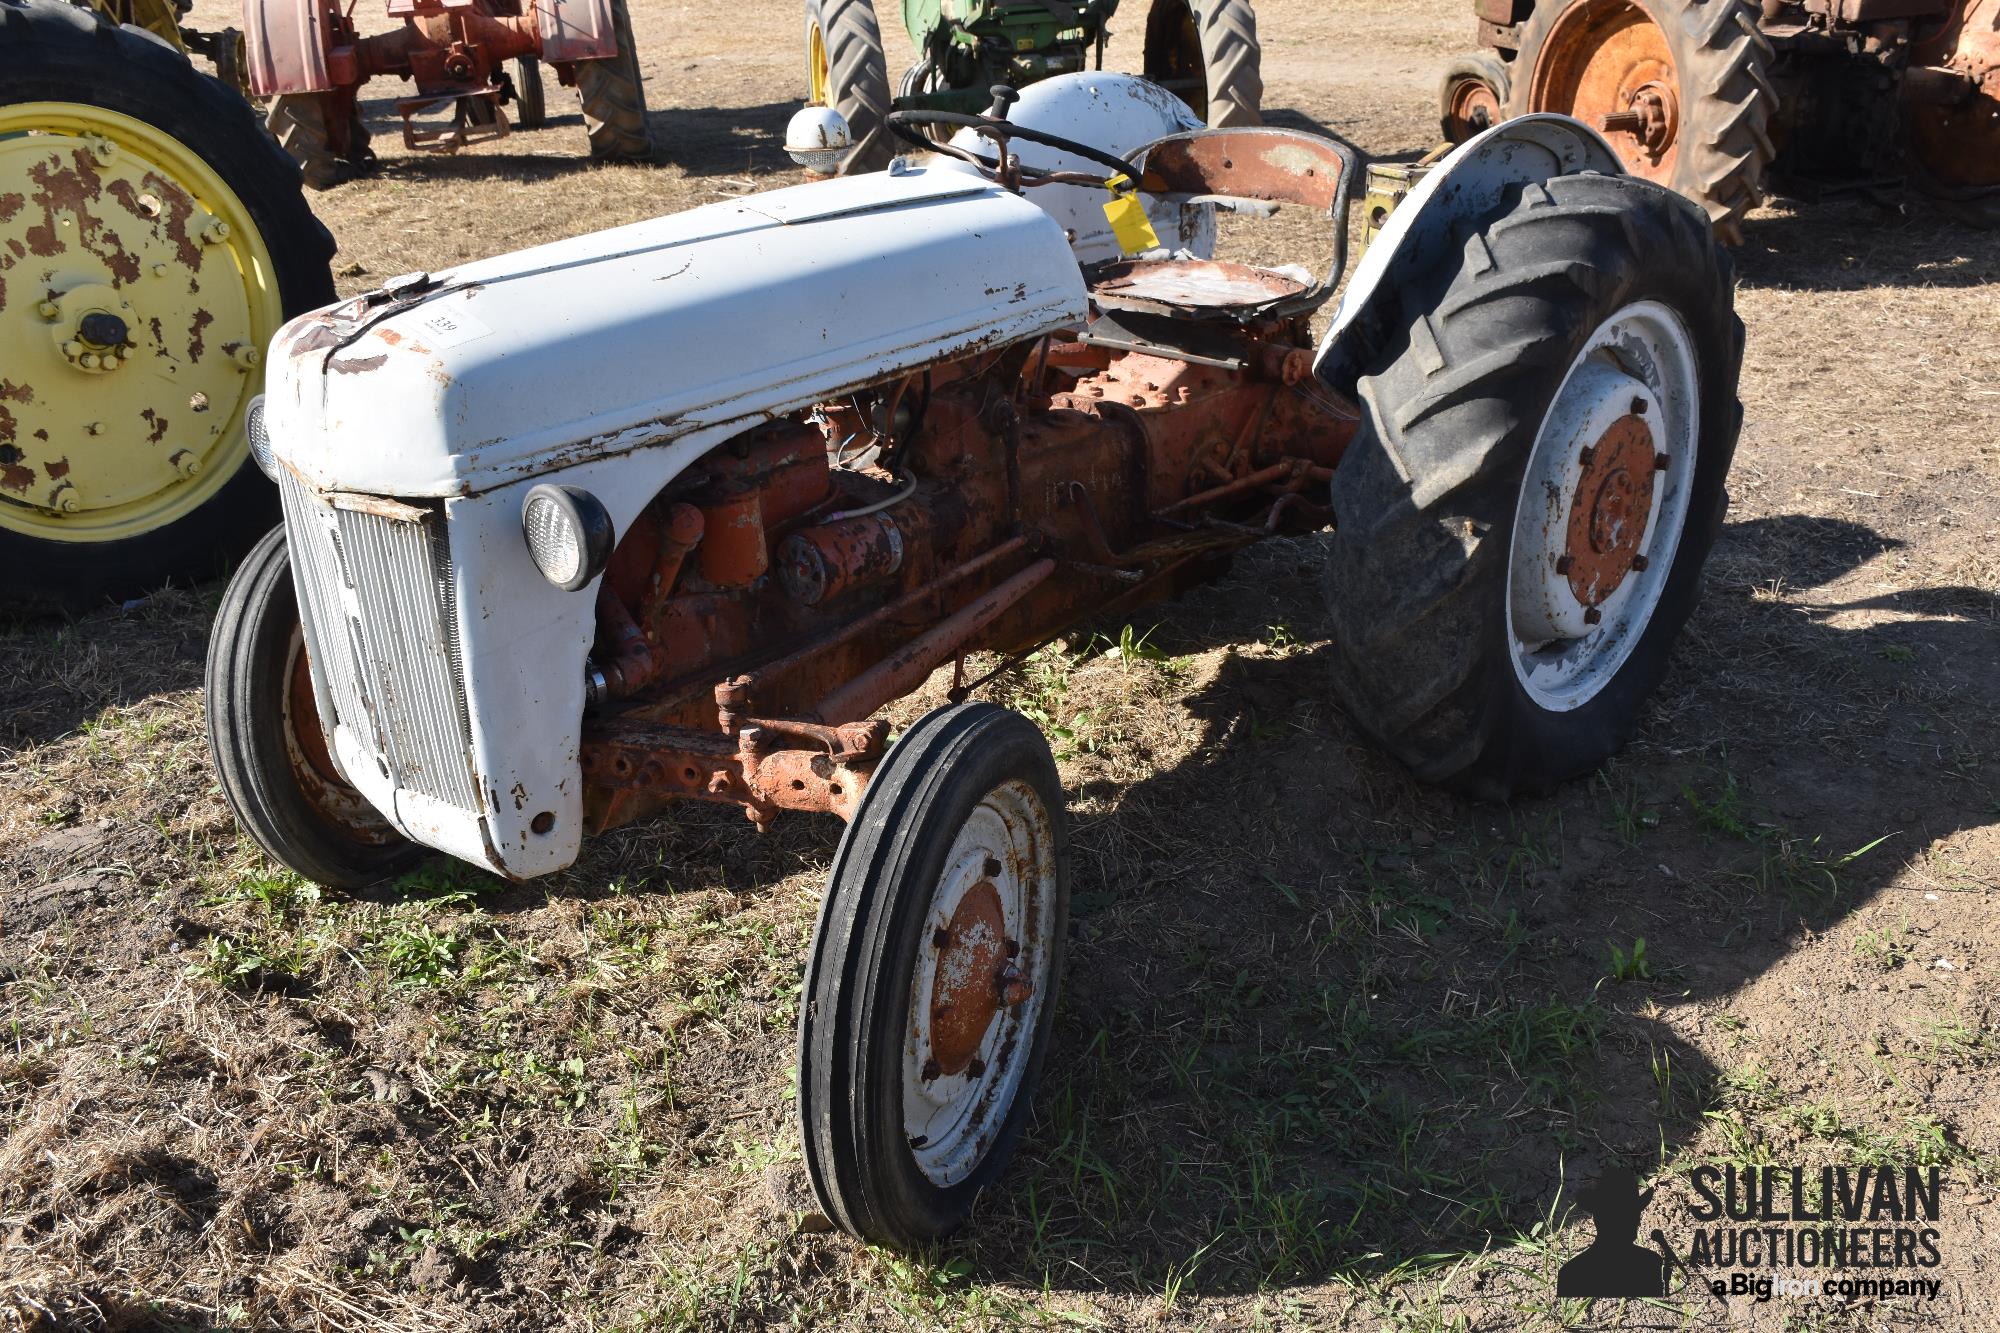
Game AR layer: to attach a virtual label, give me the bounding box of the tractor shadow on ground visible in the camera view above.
[350,97,803,182]
[1738,196,2000,291]
[952,513,1998,1299]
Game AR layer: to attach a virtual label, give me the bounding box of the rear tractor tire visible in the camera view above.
[0,0,334,616]
[206,525,423,889]
[1323,172,1743,799]
[1508,0,1775,243]
[804,0,894,173]
[266,92,373,190]
[577,0,652,160]
[1143,0,1263,127]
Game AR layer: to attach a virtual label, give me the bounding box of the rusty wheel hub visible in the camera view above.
[1563,409,1661,608]
[1445,76,1504,140]
[902,778,1056,1188]
[1527,0,1683,180]
[1508,300,1698,711]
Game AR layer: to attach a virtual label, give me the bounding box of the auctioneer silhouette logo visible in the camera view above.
[1557,1162,1947,1304]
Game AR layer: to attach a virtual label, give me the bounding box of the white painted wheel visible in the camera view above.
[799,702,1069,1247]
[1506,300,1700,712]
[902,779,1059,1188]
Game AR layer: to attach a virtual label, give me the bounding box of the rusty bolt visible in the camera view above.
[1631,396,1647,416]
[1631,553,1650,572]
[1555,555,1573,575]
[170,449,201,477]
[199,217,230,245]
[1579,445,1596,467]
[1655,452,1670,471]
[232,344,261,370]
[87,135,116,165]
[966,1057,986,1079]
[50,482,80,513]
[1583,606,1603,625]
[920,1058,941,1082]
[36,300,59,321]
[983,856,1001,877]
[1004,937,1020,957]
[706,771,732,795]
[932,927,951,950]
[151,262,168,279]
[996,964,1032,1008]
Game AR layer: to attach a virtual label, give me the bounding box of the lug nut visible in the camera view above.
[86,421,105,436]
[37,300,60,320]
[61,340,82,360]
[1004,937,1020,957]
[199,217,230,245]
[170,449,202,477]
[88,135,116,164]
[932,927,951,950]
[1579,445,1596,466]
[920,1058,941,1082]
[1655,452,1670,471]
[1631,396,1647,415]
[50,482,80,513]
[966,1057,986,1079]
[231,344,261,370]
[996,963,1033,1008]
[1631,553,1650,572]
[983,856,1001,877]
[1583,606,1603,625]
[1555,555,1573,575]
[78,352,99,370]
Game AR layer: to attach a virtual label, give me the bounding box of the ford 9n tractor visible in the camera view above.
[205,75,1744,1247]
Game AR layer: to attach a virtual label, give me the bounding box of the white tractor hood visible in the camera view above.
[263,162,1089,499]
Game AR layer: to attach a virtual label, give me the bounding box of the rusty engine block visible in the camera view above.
[578,318,1357,834]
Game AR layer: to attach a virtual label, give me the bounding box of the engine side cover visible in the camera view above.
[262,163,1088,500]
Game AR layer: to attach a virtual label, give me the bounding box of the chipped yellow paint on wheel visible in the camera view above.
[808,19,831,105]
[0,101,282,543]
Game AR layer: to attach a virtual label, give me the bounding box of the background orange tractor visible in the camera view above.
[1440,0,2000,241]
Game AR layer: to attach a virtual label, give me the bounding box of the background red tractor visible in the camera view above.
[244,0,652,187]
[1440,0,2000,241]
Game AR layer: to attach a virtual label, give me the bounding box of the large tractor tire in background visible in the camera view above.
[577,0,653,160]
[1507,0,1774,243]
[266,92,374,191]
[1142,0,1263,127]
[805,0,895,173]
[0,0,335,617]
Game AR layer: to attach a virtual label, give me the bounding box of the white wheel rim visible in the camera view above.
[1506,300,1699,712]
[902,778,1058,1188]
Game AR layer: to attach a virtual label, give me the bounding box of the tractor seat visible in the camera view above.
[1086,127,1358,324]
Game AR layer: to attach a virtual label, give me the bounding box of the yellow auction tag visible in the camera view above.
[1102,174,1160,255]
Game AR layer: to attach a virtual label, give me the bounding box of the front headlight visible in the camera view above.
[521,484,614,591]
[245,396,274,478]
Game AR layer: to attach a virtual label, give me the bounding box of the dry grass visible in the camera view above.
[6,0,2000,1328]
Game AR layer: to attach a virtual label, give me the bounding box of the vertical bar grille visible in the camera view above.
[279,474,480,814]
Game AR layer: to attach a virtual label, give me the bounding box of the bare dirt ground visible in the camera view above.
[5,0,1999,1328]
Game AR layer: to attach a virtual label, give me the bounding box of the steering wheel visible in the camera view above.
[885,86,1141,191]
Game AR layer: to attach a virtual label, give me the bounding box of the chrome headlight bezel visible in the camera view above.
[521,483,614,591]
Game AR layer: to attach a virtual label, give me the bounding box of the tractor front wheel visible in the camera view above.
[1439,48,1512,142]
[0,0,334,616]
[1509,0,1774,243]
[206,525,423,889]
[800,702,1068,1247]
[1323,172,1742,799]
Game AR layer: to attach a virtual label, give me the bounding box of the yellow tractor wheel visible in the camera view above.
[0,0,334,615]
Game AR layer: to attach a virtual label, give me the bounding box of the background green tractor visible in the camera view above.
[804,0,1261,171]
[1,0,334,616]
